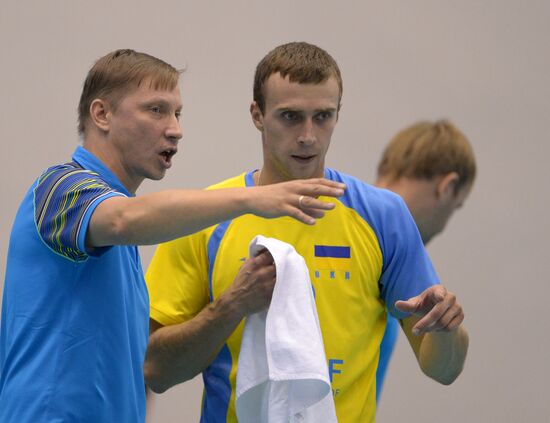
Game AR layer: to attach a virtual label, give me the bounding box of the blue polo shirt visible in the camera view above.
[0,146,149,422]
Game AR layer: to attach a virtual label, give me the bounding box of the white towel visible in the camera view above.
[236,235,337,423]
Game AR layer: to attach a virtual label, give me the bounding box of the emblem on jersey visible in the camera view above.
[313,245,351,280]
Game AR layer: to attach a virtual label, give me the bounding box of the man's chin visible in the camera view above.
[149,170,167,181]
[290,169,323,181]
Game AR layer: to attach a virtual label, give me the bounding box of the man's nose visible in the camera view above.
[297,119,315,145]
[166,116,183,141]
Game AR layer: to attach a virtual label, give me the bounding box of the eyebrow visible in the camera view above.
[142,98,182,109]
[277,107,337,113]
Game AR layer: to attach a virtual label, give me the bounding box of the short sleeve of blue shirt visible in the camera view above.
[326,169,439,320]
[376,191,440,319]
[33,162,125,262]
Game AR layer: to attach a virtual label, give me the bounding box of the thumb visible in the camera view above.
[395,295,421,314]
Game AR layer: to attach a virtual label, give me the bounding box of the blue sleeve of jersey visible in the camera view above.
[324,169,439,320]
[376,193,439,319]
[33,164,125,262]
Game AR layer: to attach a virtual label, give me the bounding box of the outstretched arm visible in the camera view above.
[396,285,469,385]
[87,178,345,247]
[144,250,276,393]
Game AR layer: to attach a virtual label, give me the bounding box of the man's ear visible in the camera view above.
[250,101,264,131]
[89,98,111,132]
[436,172,460,200]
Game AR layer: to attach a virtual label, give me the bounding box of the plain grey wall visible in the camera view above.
[1,1,549,422]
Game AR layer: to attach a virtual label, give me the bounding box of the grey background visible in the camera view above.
[1,1,549,422]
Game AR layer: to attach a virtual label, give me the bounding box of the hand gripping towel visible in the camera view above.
[235,235,337,423]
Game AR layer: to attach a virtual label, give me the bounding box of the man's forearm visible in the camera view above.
[88,179,345,248]
[89,188,252,248]
[144,294,244,393]
[418,325,469,385]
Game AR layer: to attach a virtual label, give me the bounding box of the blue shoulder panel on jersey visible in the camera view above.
[324,168,438,319]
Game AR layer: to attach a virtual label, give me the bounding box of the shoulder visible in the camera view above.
[35,161,112,196]
[39,161,100,181]
[206,173,248,190]
[325,167,407,218]
[33,161,123,262]
[325,168,418,260]
[34,161,119,217]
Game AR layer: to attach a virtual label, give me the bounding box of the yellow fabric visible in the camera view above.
[147,173,388,423]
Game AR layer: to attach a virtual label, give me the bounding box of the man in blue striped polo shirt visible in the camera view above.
[0,49,345,423]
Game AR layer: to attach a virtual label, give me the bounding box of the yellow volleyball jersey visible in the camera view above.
[146,169,439,423]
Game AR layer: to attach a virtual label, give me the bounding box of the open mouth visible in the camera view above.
[160,148,177,165]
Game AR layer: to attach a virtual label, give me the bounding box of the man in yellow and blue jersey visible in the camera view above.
[0,49,345,423]
[144,42,469,423]
[374,120,476,404]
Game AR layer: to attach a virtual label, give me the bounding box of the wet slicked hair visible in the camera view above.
[377,120,476,194]
[253,42,343,113]
[77,49,181,135]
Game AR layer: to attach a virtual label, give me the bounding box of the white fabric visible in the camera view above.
[236,235,337,423]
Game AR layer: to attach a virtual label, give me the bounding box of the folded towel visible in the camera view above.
[236,235,337,423]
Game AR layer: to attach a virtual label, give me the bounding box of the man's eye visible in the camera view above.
[150,106,162,114]
[316,112,333,121]
[175,111,181,121]
[281,111,299,121]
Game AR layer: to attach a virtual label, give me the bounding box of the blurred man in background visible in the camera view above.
[375,119,476,402]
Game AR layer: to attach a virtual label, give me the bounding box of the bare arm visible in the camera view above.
[144,250,276,393]
[397,285,469,385]
[87,178,345,247]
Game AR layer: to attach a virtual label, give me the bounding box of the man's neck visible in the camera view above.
[82,135,140,194]
[255,166,325,186]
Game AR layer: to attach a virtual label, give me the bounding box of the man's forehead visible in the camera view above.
[123,82,182,103]
[263,73,340,109]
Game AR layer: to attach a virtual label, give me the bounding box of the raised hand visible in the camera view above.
[249,178,346,224]
[395,285,464,336]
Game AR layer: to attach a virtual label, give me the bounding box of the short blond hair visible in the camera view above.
[253,42,343,113]
[377,120,476,193]
[78,49,181,135]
